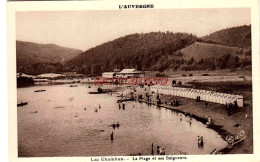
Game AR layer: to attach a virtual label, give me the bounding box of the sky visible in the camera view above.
[16,8,251,51]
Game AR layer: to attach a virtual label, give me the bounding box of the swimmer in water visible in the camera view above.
[112,122,116,129]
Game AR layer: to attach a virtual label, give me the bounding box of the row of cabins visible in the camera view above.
[150,86,244,107]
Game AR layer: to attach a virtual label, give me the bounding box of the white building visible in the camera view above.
[117,69,144,78]
[36,73,66,79]
[102,72,116,78]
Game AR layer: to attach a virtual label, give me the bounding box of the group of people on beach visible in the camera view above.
[170,99,180,107]
[226,101,239,116]
[196,96,201,102]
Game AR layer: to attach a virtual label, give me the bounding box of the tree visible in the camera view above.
[188,57,195,64]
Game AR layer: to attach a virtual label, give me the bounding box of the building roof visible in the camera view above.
[120,69,136,73]
[102,72,115,75]
[119,69,143,74]
[37,73,65,78]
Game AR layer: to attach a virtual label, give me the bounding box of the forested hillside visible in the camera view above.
[67,32,197,74]
[67,25,251,75]
[16,41,82,74]
[200,25,251,48]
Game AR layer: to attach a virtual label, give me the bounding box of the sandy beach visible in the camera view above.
[117,78,252,154]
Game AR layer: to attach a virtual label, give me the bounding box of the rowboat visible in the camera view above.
[34,90,46,92]
[17,102,28,107]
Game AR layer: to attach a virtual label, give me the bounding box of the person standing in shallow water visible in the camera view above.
[111,131,114,141]
[200,136,204,147]
[151,143,154,155]
[198,136,200,147]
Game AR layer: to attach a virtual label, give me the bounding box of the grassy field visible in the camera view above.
[180,42,245,60]
[145,69,252,77]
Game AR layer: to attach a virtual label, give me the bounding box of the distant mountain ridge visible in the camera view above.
[16,25,251,75]
[67,25,251,74]
[16,41,82,74]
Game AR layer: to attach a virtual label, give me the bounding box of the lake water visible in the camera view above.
[17,84,227,157]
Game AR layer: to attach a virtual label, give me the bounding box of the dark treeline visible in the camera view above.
[17,62,71,75]
[179,50,251,71]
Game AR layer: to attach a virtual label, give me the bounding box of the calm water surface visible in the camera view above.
[17,84,227,156]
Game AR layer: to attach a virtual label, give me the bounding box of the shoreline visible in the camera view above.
[137,99,231,154]
[119,83,252,154]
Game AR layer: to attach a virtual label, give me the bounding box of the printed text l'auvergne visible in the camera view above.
[119,4,154,9]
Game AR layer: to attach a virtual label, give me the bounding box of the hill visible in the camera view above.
[67,25,251,75]
[180,42,245,60]
[16,41,82,74]
[200,25,251,48]
[67,32,197,74]
[17,25,251,75]
[178,42,251,71]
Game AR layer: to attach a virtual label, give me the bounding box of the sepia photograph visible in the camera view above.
[8,2,258,160]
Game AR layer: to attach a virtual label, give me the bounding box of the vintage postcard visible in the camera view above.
[7,0,260,162]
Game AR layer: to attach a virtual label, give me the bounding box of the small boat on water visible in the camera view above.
[117,98,134,103]
[89,88,113,94]
[89,92,103,94]
[70,85,78,87]
[34,89,46,93]
[17,102,28,107]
